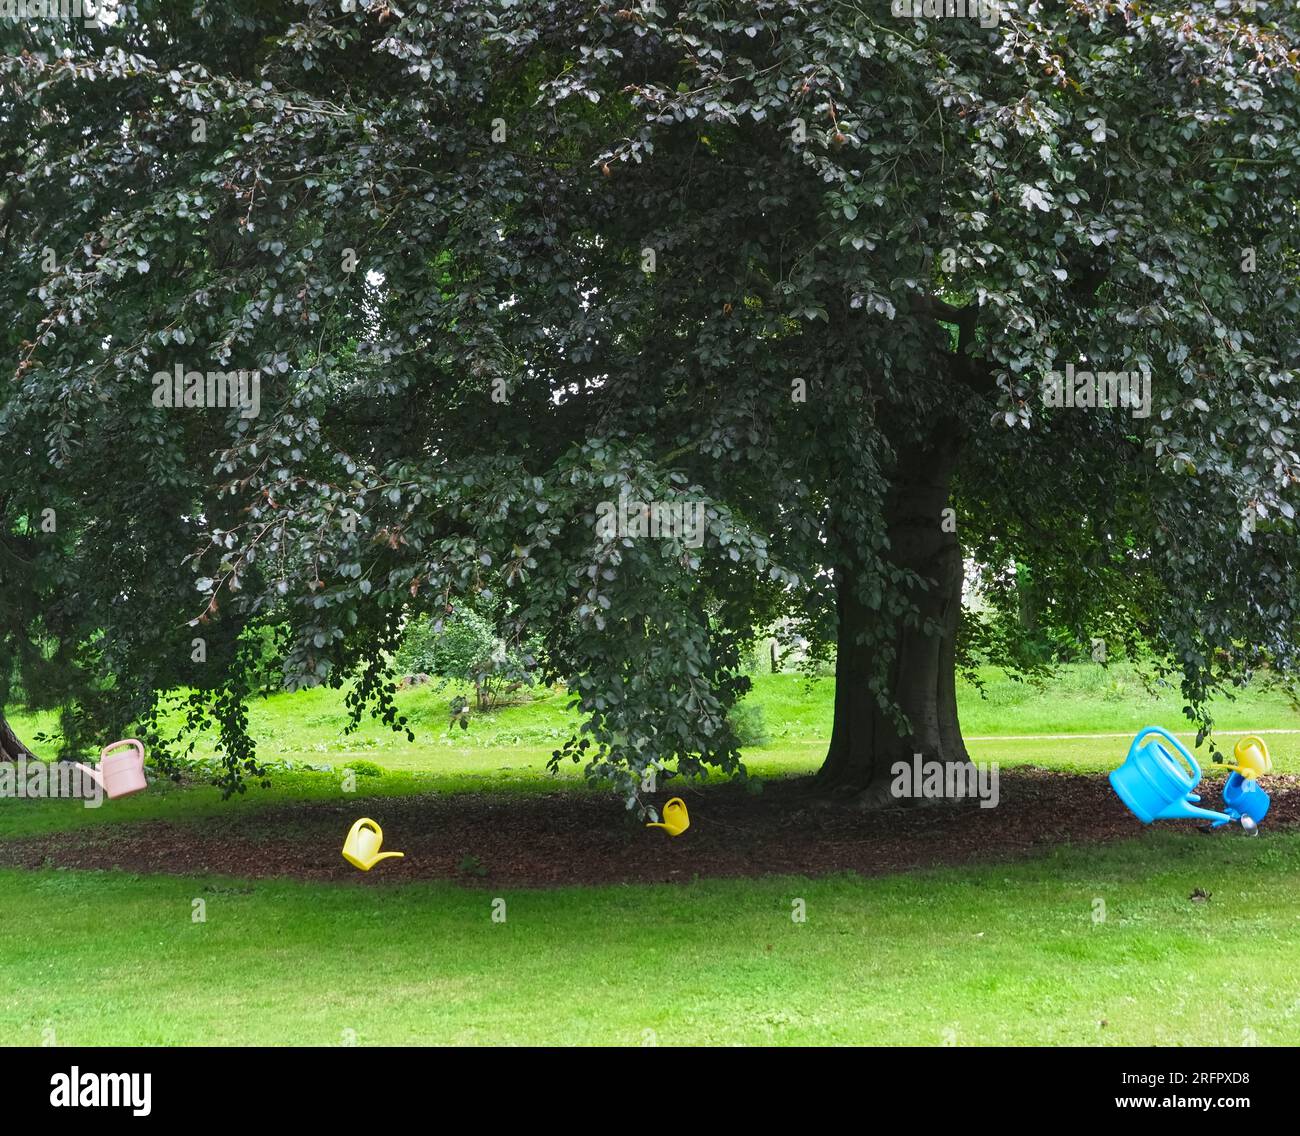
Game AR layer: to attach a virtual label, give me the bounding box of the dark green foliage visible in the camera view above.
[3,2,1300,800]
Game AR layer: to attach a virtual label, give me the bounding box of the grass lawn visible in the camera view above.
[3,663,1299,1046]
[9,662,1300,779]
[2,832,1298,1046]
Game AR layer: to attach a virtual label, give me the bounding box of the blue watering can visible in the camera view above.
[1110,726,1234,826]
[1218,771,1270,833]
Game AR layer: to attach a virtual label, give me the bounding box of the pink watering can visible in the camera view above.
[75,739,148,800]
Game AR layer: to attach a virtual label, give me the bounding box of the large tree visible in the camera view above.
[4,1,1300,808]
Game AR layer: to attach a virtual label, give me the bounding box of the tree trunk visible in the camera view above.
[0,712,35,762]
[816,433,970,808]
[1016,560,1038,635]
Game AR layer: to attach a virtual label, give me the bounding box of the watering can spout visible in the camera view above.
[1158,794,1234,826]
[73,762,105,789]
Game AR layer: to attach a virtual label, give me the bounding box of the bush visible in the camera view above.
[396,610,493,676]
[396,609,535,711]
[728,699,770,747]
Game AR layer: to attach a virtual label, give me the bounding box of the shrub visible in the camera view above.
[396,609,535,711]
[728,699,770,747]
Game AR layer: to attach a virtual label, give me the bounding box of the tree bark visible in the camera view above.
[0,712,35,762]
[816,432,970,808]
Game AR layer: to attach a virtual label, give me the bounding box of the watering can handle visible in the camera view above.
[1133,726,1201,782]
[349,818,383,840]
[1231,735,1269,773]
[100,738,144,761]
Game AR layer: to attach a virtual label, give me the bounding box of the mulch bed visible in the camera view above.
[3,770,1299,888]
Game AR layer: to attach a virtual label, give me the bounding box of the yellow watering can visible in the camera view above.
[342,818,405,871]
[645,797,690,837]
[1227,736,1273,780]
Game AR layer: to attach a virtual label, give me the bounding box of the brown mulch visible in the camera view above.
[3,770,1299,889]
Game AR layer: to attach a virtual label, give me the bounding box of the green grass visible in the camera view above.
[3,832,1298,1046]
[9,662,1300,777]
[4,662,1300,1046]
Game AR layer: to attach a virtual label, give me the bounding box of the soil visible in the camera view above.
[2,770,1298,888]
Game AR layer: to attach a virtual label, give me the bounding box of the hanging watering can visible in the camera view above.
[342,818,405,871]
[74,739,148,800]
[1109,726,1233,826]
[645,797,690,837]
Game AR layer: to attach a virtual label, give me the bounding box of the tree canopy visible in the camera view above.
[3,1,1300,807]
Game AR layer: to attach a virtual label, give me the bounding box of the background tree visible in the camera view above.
[4,2,1300,808]
[396,605,538,712]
